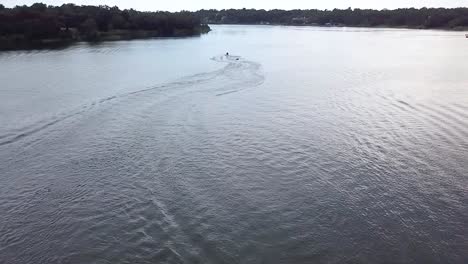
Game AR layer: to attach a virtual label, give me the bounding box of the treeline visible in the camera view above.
[0,3,210,50]
[195,8,468,29]
[2,4,467,50]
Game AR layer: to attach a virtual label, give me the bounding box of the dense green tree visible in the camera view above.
[195,8,468,29]
[30,3,47,11]
[1,3,466,51]
[0,3,210,50]
[79,18,98,39]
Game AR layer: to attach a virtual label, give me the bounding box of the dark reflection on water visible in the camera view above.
[0,26,467,264]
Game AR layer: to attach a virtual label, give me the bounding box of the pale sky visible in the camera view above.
[3,0,468,11]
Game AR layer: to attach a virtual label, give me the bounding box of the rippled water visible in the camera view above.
[0,25,467,264]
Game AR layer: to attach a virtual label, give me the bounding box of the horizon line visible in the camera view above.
[2,3,468,12]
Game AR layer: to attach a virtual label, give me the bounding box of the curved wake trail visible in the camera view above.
[0,54,265,263]
[0,55,264,148]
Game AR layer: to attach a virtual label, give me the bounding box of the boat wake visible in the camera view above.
[0,55,264,148]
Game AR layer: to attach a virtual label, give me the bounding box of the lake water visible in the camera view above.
[0,25,467,264]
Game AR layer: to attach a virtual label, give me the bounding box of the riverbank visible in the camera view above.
[206,22,468,32]
[195,8,468,32]
[0,4,210,51]
[0,26,211,51]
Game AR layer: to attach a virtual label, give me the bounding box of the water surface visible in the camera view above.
[0,25,467,264]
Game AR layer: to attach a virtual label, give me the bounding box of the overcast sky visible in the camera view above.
[3,0,468,11]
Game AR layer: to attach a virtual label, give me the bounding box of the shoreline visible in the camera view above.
[2,23,465,52]
[0,27,211,51]
[208,23,468,32]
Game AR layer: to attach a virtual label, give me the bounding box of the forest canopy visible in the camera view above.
[1,4,468,50]
[0,3,210,50]
[195,8,468,29]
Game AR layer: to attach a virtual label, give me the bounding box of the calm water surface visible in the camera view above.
[0,25,467,264]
